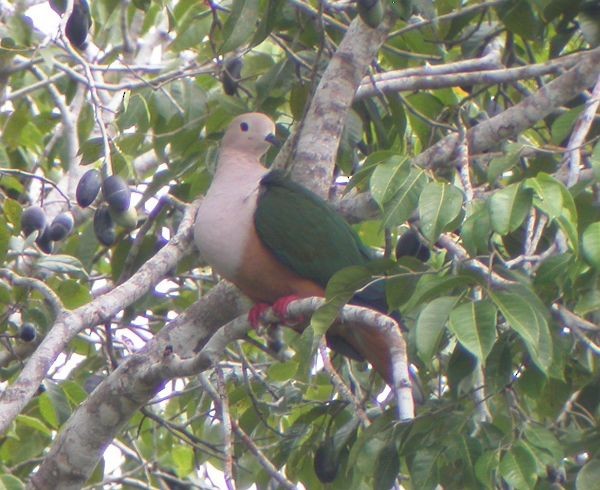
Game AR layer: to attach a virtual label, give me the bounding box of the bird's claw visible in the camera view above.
[272,295,305,325]
[248,296,304,330]
[248,303,270,330]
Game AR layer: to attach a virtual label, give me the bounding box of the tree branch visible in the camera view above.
[276,14,394,197]
[0,201,200,436]
[355,49,586,100]
[415,47,600,172]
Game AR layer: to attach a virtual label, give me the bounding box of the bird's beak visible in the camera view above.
[264,133,281,148]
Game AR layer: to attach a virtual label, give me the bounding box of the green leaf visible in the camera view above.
[38,393,59,429]
[475,450,500,487]
[591,139,600,181]
[4,198,22,229]
[499,444,537,489]
[534,317,554,374]
[498,0,542,41]
[462,200,491,256]
[448,300,497,362]
[382,168,428,228]
[550,105,584,145]
[523,173,578,250]
[374,443,399,490]
[524,173,563,220]
[0,215,9,263]
[78,137,105,165]
[36,255,88,277]
[311,266,372,337]
[524,425,563,462]
[489,183,531,235]
[347,150,398,193]
[416,296,459,367]
[556,181,579,251]
[369,155,410,206]
[418,181,464,242]
[576,289,600,316]
[409,448,439,489]
[582,222,600,269]
[43,381,72,426]
[487,142,523,183]
[385,258,428,309]
[489,290,551,373]
[61,380,89,406]
[3,101,30,149]
[118,94,150,131]
[54,280,92,309]
[0,281,12,305]
[0,173,25,197]
[172,445,194,477]
[0,474,25,490]
[404,274,477,313]
[15,415,52,436]
[267,361,299,382]
[576,459,600,490]
[220,0,260,53]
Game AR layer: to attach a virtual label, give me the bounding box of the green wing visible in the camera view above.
[255,170,372,288]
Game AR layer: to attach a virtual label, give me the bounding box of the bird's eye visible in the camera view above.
[240,122,249,132]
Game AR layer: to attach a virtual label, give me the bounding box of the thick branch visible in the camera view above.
[355,50,585,100]
[415,47,600,172]
[28,280,247,490]
[277,15,393,197]
[30,292,413,488]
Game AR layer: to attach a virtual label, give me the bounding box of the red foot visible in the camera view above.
[272,295,304,325]
[248,296,305,329]
[248,303,270,329]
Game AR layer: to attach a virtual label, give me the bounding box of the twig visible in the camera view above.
[0,268,63,315]
[61,36,113,172]
[318,339,371,426]
[138,408,223,458]
[198,374,296,490]
[387,0,508,40]
[526,211,548,257]
[28,64,79,171]
[0,168,72,207]
[415,47,600,172]
[215,366,235,490]
[456,120,473,201]
[356,51,587,100]
[564,73,600,186]
[0,201,200,435]
[437,234,516,287]
[552,303,600,332]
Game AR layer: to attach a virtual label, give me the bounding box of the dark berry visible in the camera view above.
[21,206,47,237]
[48,212,74,241]
[19,323,37,342]
[102,175,131,213]
[93,205,116,246]
[76,169,102,207]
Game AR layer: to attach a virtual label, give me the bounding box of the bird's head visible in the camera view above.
[221,113,278,158]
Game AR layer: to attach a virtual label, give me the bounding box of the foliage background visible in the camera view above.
[1,0,600,488]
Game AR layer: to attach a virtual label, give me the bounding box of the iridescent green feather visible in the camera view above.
[255,170,372,288]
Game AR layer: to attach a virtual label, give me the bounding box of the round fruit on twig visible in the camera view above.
[102,175,131,213]
[19,323,37,342]
[48,212,75,241]
[93,205,117,246]
[21,206,47,237]
[76,169,102,208]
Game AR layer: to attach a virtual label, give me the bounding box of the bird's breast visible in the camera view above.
[194,177,260,281]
